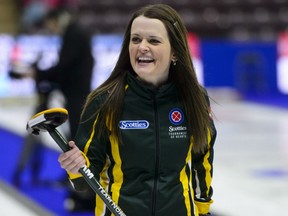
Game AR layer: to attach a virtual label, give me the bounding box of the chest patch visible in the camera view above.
[169,108,184,125]
[119,120,149,129]
[168,108,187,139]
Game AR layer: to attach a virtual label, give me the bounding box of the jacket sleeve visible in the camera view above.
[67,97,109,191]
[192,88,217,214]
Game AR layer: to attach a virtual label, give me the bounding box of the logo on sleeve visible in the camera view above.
[169,108,184,125]
[119,120,149,129]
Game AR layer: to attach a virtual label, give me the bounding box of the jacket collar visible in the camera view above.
[126,71,176,99]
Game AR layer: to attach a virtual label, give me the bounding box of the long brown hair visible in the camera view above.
[82,4,211,153]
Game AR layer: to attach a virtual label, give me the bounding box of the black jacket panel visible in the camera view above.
[72,72,216,216]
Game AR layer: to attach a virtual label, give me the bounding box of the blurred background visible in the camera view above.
[0,0,288,216]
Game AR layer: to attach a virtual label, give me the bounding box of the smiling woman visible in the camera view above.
[57,4,217,216]
[129,16,176,87]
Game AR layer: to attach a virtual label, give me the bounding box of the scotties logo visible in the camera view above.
[169,108,184,125]
[119,120,149,129]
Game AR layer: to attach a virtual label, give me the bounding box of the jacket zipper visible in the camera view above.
[152,94,160,216]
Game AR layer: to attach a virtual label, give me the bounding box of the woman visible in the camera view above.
[58,4,216,216]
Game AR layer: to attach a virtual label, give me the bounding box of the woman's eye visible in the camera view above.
[131,37,141,43]
[149,39,160,44]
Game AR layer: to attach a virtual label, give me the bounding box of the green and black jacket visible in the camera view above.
[69,72,217,216]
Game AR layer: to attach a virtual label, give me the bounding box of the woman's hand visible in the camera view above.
[58,141,86,174]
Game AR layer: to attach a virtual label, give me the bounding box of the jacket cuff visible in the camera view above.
[195,199,213,214]
[67,151,91,179]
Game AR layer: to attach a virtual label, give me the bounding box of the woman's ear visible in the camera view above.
[171,53,177,62]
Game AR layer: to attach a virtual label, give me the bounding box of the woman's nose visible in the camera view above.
[138,41,149,52]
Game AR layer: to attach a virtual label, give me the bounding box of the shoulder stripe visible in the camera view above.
[83,113,99,154]
[109,134,123,206]
[203,130,212,196]
[180,143,196,216]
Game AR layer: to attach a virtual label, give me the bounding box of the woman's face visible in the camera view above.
[129,16,175,87]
